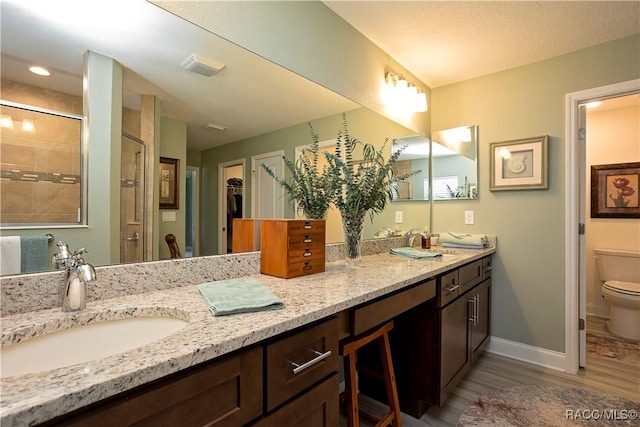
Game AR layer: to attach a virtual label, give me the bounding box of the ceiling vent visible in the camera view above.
[181,54,225,77]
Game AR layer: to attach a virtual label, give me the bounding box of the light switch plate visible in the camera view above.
[464,210,474,225]
[162,211,177,222]
[395,211,403,223]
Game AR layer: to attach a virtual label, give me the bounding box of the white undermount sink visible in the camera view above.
[1,315,188,378]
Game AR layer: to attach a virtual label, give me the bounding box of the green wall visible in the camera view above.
[431,34,640,352]
[158,117,187,260]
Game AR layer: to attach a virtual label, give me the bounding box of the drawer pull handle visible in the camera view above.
[303,264,312,271]
[291,350,332,374]
[304,225,312,230]
[303,251,312,257]
[444,284,459,294]
[303,238,312,243]
[484,266,492,272]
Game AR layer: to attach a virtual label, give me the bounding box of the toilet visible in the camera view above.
[594,249,640,341]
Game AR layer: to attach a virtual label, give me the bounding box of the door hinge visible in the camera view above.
[579,318,585,330]
[578,223,585,235]
[578,127,586,141]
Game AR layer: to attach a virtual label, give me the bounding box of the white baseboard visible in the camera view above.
[486,336,567,372]
[587,303,609,319]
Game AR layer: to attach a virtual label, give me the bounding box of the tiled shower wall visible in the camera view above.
[1,80,83,224]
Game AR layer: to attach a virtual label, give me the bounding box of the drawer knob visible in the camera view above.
[290,350,332,374]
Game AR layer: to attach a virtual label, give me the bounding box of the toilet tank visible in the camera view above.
[594,249,640,283]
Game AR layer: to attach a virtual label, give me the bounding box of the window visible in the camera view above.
[424,176,459,200]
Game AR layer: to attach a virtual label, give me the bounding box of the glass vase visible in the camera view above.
[342,210,366,267]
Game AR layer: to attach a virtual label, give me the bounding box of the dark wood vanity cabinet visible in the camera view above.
[367,256,492,418]
[41,318,339,427]
[42,346,264,427]
[438,257,491,406]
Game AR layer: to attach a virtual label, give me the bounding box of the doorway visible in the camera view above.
[565,79,639,373]
[218,160,245,254]
[120,133,146,263]
[185,166,200,258]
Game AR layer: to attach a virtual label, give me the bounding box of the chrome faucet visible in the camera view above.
[405,228,423,247]
[52,241,96,312]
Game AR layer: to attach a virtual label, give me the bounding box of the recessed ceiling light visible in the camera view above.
[29,66,50,76]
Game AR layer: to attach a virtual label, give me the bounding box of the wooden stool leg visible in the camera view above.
[344,352,360,427]
[378,332,402,427]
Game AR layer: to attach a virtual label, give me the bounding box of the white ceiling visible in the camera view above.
[325,1,640,88]
[2,1,638,152]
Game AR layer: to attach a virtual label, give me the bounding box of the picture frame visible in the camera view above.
[590,162,639,218]
[159,157,179,209]
[489,135,548,191]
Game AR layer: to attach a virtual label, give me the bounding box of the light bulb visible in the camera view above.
[22,119,36,132]
[1,114,14,129]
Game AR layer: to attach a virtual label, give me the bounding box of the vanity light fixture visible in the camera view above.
[384,72,428,113]
[29,66,50,76]
[181,54,226,77]
[1,114,14,129]
[204,122,227,131]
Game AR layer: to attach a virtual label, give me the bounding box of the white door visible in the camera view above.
[252,151,284,218]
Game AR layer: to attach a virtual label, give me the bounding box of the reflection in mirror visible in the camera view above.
[392,125,479,201]
[0,0,429,275]
[432,125,478,200]
[1,100,86,226]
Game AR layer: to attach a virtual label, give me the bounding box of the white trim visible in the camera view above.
[487,336,566,372]
[186,166,200,257]
[587,303,609,319]
[564,79,640,374]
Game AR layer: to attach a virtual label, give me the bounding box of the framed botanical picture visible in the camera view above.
[591,162,639,218]
[159,157,179,209]
[490,136,548,191]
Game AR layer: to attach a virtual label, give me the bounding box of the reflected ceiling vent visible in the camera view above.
[181,54,225,77]
[204,122,227,131]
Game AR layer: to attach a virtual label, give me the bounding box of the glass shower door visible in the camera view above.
[120,134,145,263]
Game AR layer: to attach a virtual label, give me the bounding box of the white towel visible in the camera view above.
[1,236,21,275]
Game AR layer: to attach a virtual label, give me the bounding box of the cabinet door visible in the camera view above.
[254,374,338,427]
[46,346,263,427]
[471,279,491,363]
[439,295,470,405]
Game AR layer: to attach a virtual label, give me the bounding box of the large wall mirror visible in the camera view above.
[0,0,428,275]
[392,125,479,201]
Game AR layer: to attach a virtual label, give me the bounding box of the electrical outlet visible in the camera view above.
[464,210,474,225]
[395,211,403,223]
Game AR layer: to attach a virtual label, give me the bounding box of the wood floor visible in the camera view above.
[341,315,640,426]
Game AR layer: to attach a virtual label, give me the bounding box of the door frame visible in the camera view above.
[564,78,639,374]
[218,159,245,254]
[186,166,200,257]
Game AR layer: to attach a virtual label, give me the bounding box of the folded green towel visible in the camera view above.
[20,235,49,273]
[390,247,443,259]
[198,278,284,316]
[440,232,487,247]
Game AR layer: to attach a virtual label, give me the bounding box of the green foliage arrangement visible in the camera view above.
[262,113,419,261]
[324,114,418,259]
[261,123,330,220]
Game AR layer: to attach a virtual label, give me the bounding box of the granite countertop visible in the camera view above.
[0,247,494,426]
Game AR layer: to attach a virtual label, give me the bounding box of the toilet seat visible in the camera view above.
[603,280,640,296]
